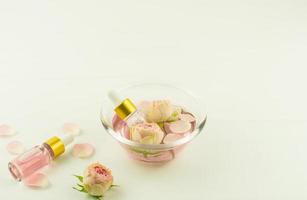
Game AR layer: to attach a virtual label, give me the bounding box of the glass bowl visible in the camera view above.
[100,83,207,164]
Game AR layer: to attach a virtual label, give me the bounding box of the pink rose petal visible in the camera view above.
[112,115,130,139]
[164,120,192,135]
[180,113,196,130]
[24,173,49,188]
[137,101,151,112]
[62,122,80,136]
[123,125,130,139]
[112,115,126,132]
[0,124,15,137]
[6,140,25,155]
[72,143,95,158]
[163,134,185,144]
[179,113,196,123]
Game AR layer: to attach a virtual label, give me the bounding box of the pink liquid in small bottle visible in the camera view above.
[8,134,73,181]
[8,144,54,181]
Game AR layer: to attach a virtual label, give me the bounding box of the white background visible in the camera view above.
[0,0,307,199]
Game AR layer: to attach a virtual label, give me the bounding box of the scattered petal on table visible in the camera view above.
[72,143,95,158]
[0,124,15,137]
[24,173,49,188]
[6,140,25,155]
[62,122,80,136]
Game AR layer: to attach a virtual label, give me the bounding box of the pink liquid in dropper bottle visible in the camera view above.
[8,133,73,181]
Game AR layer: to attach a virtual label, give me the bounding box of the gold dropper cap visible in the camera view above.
[114,98,136,120]
[45,136,65,158]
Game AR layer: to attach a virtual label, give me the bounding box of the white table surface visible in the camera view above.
[1,0,307,199]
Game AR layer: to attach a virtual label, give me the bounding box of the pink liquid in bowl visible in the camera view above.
[112,115,194,163]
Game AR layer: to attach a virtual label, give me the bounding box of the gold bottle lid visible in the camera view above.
[114,98,136,120]
[45,136,65,158]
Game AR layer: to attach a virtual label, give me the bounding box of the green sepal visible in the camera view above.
[73,174,83,183]
[94,196,103,200]
[92,194,104,200]
[111,184,119,188]
[73,185,87,193]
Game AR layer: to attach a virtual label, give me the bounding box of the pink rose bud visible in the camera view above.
[130,122,164,144]
[138,100,174,123]
[83,163,114,196]
[167,106,182,122]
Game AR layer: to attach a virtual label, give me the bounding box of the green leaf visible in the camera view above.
[111,184,119,188]
[73,184,88,193]
[73,187,78,190]
[92,195,104,200]
[73,187,82,192]
[73,174,83,182]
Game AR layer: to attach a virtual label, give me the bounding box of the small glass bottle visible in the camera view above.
[8,133,73,181]
[108,90,145,126]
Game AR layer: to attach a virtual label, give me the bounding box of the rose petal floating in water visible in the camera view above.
[72,143,95,158]
[6,140,25,155]
[24,173,49,188]
[62,122,80,136]
[0,124,15,137]
[112,115,130,139]
[164,120,192,135]
[112,115,126,132]
[179,113,196,123]
[163,133,185,144]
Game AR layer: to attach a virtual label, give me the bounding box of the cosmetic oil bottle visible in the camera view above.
[108,90,145,126]
[8,133,73,181]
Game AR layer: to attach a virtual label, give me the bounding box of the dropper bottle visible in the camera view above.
[108,90,145,127]
[8,133,74,181]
